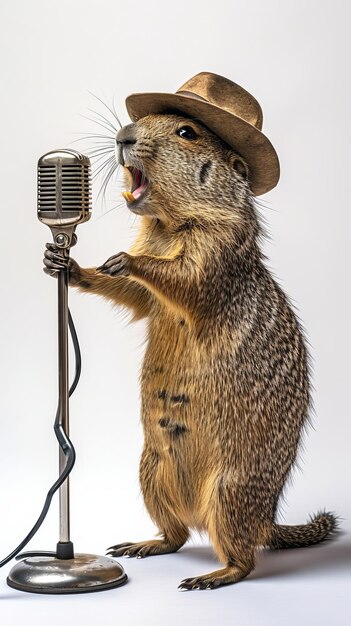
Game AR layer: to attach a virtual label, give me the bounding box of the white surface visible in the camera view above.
[0,0,350,624]
[0,536,350,626]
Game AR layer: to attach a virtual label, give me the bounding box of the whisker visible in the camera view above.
[91,156,115,170]
[79,113,117,136]
[71,132,116,140]
[87,108,118,134]
[97,161,118,204]
[87,91,123,129]
[87,145,115,157]
[90,151,116,169]
[100,158,118,190]
[112,96,122,129]
[99,158,117,187]
[71,94,124,212]
[95,200,125,220]
[68,140,115,153]
[92,155,116,181]
[91,155,114,176]
[87,150,115,161]
[93,158,116,186]
[86,141,115,150]
[85,141,115,151]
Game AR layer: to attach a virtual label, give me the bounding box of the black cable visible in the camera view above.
[0,308,81,568]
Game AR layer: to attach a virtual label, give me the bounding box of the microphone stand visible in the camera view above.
[58,260,71,549]
[6,238,127,594]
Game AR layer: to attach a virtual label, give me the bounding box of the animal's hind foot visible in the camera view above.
[178,564,251,591]
[106,539,181,559]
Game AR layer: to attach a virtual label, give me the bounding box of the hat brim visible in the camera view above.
[125,92,280,196]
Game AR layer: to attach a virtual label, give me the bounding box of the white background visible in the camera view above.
[0,1,350,624]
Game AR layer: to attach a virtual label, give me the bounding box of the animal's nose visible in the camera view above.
[116,124,137,166]
[116,123,137,145]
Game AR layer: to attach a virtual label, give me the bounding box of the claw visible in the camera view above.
[178,576,215,591]
[107,542,133,551]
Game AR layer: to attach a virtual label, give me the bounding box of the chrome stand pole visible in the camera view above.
[7,252,127,594]
[58,267,70,546]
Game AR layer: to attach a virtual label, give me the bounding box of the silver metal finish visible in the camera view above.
[58,267,70,543]
[55,233,69,247]
[7,554,127,594]
[37,149,92,248]
[5,148,127,594]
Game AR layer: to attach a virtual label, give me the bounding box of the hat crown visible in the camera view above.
[177,72,263,131]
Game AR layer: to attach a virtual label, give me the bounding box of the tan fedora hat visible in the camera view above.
[125,71,280,196]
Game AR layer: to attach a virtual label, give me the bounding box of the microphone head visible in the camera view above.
[37,149,92,233]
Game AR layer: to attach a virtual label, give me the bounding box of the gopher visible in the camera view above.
[44,73,338,590]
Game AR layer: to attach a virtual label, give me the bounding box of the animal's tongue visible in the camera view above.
[122,180,148,204]
[122,167,148,203]
[132,181,148,199]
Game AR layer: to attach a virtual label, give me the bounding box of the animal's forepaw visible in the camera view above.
[97,252,133,277]
[43,243,81,284]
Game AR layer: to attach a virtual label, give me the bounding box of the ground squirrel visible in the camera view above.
[44,112,338,590]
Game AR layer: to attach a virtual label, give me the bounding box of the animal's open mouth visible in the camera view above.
[122,166,149,204]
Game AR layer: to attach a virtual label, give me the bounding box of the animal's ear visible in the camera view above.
[227,151,249,180]
[232,157,249,180]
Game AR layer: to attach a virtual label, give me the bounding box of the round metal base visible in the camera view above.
[7,553,128,594]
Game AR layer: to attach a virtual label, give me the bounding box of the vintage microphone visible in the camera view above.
[4,149,127,593]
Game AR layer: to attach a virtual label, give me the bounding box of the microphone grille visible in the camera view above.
[38,150,92,215]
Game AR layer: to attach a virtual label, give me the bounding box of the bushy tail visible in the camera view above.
[269,511,340,549]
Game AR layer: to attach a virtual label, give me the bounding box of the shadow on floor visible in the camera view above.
[253,540,351,580]
[178,539,351,581]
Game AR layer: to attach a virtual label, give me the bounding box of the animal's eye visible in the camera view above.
[176,126,197,140]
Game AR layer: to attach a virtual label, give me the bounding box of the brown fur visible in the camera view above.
[57,113,338,589]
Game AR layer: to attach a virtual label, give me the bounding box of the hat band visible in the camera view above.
[176,90,209,103]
